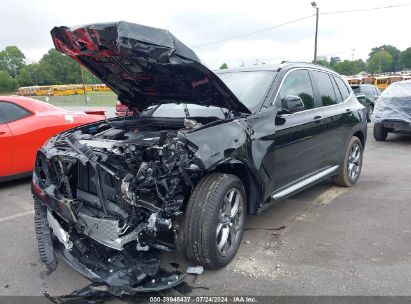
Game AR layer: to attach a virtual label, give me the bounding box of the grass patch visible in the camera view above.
[32,92,118,107]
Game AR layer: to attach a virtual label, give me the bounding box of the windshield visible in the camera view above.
[217,71,276,112]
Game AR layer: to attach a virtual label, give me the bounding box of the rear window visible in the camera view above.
[0,101,32,124]
[311,71,338,106]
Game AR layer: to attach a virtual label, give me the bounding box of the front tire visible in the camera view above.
[331,136,363,187]
[184,173,246,269]
[373,123,388,141]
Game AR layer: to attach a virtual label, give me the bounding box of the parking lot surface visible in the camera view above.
[0,126,410,299]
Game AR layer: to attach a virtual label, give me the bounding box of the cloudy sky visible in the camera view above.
[1,0,410,69]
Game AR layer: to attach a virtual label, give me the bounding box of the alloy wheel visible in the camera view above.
[347,143,361,181]
[216,188,244,257]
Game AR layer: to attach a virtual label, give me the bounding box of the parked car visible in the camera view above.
[350,84,381,122]
[373,80,411,141]
[32,22,367,295]
[0,96,106,182]
[115,100,138,116]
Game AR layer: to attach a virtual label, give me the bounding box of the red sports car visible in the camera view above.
[0,96,106,182]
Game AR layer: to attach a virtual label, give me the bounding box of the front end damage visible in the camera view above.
[32,118,209,295]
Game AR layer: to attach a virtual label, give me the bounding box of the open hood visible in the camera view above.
[51,21,250,114]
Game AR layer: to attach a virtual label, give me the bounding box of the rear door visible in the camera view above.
[311,71,355,166]
[266,69,326,193]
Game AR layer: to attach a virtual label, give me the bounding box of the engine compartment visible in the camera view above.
[35,116,210,255]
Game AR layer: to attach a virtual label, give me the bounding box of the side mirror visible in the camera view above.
[283,95,305,113]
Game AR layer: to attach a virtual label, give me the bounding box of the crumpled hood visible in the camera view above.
[50,21,250,114]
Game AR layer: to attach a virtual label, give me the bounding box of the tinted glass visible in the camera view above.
[331,78,343,103]
[334,76,350,100]
[277,69,315,112]
[362,86,374,96]
[311,71,337,106]
[351,85,361,94]
[218,71,276,112]
[0,101,31,124]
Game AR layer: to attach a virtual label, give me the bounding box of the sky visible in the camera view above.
[1,0,410,69]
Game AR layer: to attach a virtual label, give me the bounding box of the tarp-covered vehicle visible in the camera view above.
[32,21,367,297]
[373,80,411,141]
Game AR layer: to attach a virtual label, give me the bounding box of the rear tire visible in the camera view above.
[331,136,363,187]
[373,123,388,141]
[184,173,246,269]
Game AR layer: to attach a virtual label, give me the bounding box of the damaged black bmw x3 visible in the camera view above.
[32,22,367,294]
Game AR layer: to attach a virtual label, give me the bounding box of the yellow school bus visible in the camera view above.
[346,77,362,85]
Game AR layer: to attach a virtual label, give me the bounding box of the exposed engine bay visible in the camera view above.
[33,116,211,294]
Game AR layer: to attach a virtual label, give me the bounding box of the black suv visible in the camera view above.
[351,84,381,122]
[32,22,368,295]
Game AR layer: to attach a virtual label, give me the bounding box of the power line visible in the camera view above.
[191,3,410,49]
[321,3,410,15]
[191,14,315,48]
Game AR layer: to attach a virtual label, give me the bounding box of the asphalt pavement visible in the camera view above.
[0,126,410,299]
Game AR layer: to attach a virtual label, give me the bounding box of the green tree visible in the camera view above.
[219,63,228,69]
[330,56,341,67]
[332,59,365,75]
[399,47,411,70]
[316,59,330,68]
[0,46,26,77]
[39,49,82,84]
[17,67,33,86]
[0,71,18,91]
[368,45,400,72]
[367,50,393,73]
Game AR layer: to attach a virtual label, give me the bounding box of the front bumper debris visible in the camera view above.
[33,175,186,296]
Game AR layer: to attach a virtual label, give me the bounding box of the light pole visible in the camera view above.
[311,2,319,63]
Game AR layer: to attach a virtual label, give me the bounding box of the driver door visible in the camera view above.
[265,69,326,194]
[0,115,14,177]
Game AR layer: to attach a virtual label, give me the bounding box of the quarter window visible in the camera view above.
[311,71,338,106]
[333,76,350,100]
[277,69,315,112]
[0,101,31,124]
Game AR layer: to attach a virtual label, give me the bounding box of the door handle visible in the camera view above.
[0,131,5,135]
[313,115,322,123]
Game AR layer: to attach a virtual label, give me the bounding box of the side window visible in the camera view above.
[311,71,338,106]
[334,76,350,100]
[277,69,314,113]
[331,77,343,103]
[0,101,31,124]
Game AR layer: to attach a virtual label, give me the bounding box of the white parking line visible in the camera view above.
[12,198,34,211]
[313,186,349,206]
[0,210,34,223]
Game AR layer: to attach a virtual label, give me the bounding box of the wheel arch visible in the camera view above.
[210,161,262,215]
[353,129,365,148]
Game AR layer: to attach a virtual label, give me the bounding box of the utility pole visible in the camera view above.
[80,65,88,105]
[311,2,319,63]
